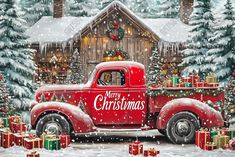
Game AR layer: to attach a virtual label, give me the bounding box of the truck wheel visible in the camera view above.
[36,113,71,136]
[166,112,200,144]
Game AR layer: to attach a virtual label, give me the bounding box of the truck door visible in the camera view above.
[91,68,129,125]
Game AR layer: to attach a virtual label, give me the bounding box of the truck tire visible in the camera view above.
[36,113,71,136]
[166,112,200,144]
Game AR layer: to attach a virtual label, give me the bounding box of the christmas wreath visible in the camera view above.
[106,21,125,41]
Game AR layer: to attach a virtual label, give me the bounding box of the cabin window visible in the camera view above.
[97,70,125,86]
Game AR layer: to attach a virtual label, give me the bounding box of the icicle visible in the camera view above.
[69,40,74,52]
[62,42,67,52]
[39,42,45,54]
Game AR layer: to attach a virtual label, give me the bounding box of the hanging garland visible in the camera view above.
[147,87,224,98]
[103,48,129,61]
[106,21,125,41]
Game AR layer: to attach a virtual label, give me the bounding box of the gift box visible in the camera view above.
[40,132,57,147]
[185,82,192,87]
[210,130,219,141]
[3,118,10,127]
[23,137,43,149]
[129,141,143,155]
[1,132,14,148]
[163,79,173,87]
[229,138,235,150]
[206,73,217,84]
[44,138,61,150]
[176,83,185,87]
[194,82,205,88]
[227,128,235,139]
[26,151,40,157]
[195,130,210,149]
[207,83,219,87]
[10,122,27,133]
[182,77,191,83]
[144,148,160,157]
[8,116,21,124]
[14,133,29,146]
[203,142,217,151]
[170,77,179,87]
[59,134,70,148]
[213,135,229,148]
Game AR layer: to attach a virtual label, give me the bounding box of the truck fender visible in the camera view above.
[31,102,96,133]
[156,98,224,129]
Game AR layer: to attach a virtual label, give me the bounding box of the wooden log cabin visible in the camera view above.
[26,0,193,84]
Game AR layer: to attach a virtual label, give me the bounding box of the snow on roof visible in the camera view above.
[26,0,191,43]
[25,16,93,43]
[143,18,191,42]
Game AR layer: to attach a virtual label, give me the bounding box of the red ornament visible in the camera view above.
[0,75,3,80]
[115,50,120,56]
[232,72,235,77]
[111,34,118,40]
[227,84,232,89]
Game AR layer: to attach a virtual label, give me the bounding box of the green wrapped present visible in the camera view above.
[3,118,10,127]
[185,82,192,87]
[210,131,219,141]
[227,128,235,139]
[171,77,179,87]
[213,135,229,148]
[44,138,61,150]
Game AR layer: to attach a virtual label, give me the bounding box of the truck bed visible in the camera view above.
[148,87,224,113]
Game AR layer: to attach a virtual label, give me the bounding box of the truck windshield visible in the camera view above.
[86,68,97,86]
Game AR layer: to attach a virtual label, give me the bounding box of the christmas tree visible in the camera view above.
[226,71,235,123]
[158,0,179,18]
[20,0,52,26]
[180,0,214,77]
[66,49,83,84]
[207,0,235,82]
[0,72,14,117]
[0,0,36,110]
[147,48,162,86]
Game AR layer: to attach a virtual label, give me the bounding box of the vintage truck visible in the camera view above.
[30,61,225,144]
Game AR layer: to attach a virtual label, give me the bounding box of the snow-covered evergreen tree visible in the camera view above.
[130,0,150,18]
[20,0,52,26]
[66,49,83,84]
[207,0,235,82]
[67,0,99,16]
[180,0,214,77]
[158,0,179,18]
[226,71,235,124]
[0,72,14,117]
[147,48,162,85]
[0,0,36,110]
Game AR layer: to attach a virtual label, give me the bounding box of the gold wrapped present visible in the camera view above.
[206,73,217,84]
[213,135,229,148]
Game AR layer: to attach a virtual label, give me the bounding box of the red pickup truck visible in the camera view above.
[31,61,224,144]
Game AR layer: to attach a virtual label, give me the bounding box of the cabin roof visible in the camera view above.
[26,0,191,44]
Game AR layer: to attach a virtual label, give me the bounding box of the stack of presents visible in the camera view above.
[162,73,219,88]
[129,140,160,157]
[196,128,235,151]
[0,116,70,157]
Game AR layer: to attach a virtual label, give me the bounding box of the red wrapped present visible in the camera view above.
[26,151,40,157]
[207,83,219,87]
[176,83,185,87]
[10,122,27,133]
[194,82,205,88]
[1,132,14,148]
[14,133,29,146]
[144,148,160,157]
[8,116,21,124]
[60,134,70,148]
[195,130,210,149]
[182,77,191,83]
[129,140,143,155]
[23,137,43,149]
[229,138,235,150]
[203,142,217,151]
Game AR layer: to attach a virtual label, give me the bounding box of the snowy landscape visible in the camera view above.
[1,0,235,156]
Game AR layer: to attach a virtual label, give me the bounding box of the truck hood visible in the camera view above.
[37,84,85,93]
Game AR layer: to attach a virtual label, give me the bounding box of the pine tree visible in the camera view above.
[147,48,162,85]
[20,0,52,26]
[0,72,14,117]
[66,49,83,84]
[0,0,36,110]
[67,0,99,16]
[206,0,235,82]
[131,0,150,18]
[226,71,235,123]
[180,0,214,77]
[158,0,179,18]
